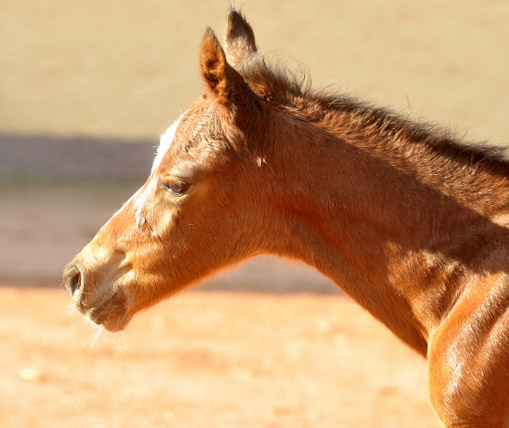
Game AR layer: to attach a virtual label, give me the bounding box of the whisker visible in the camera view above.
[113,331,127,354]
[66,301,81,319]
[87,325,105,349]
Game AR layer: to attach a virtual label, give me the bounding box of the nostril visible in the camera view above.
[64,265,82,295]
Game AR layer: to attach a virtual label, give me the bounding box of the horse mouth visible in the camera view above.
[82,290,130,332]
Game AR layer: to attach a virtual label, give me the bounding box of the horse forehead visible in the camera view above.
[151,116,183,173]
[151,103,213,170]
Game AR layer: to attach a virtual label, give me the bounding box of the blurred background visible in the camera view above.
[1,1,508,427]
[1,0,509,288]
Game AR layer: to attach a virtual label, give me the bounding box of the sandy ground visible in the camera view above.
[0,288,440,428]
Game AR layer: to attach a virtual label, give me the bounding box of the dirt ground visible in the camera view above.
[0,287,439,428]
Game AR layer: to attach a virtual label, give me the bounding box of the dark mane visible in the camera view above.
[239,56,311,106]
[240,56,509,174]
[312,90,509,172]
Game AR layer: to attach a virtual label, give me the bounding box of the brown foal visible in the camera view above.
[64,10,509,428]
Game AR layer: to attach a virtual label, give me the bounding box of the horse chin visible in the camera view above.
[84,289,131,332]
[100,315,130,332]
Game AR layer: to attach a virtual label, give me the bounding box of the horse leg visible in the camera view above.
[427,277,509,428]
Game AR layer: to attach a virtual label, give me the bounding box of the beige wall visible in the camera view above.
[1,0,509,143]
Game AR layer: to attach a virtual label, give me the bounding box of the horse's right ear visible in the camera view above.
[200,28,257,123]
[224,9,258,68]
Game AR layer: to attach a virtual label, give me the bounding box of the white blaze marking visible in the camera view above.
[103,115,183,232]
[133,178,157,228]
[151,116,183,173]
[130,115,183,230]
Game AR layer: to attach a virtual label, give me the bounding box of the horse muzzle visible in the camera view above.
[63,263,130,332]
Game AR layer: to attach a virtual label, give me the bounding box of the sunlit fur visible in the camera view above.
[64,9,509,428]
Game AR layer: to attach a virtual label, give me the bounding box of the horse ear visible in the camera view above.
[200,28,256,119]
[224,9,257,67]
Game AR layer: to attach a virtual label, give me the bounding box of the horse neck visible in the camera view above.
[259,101,509,354]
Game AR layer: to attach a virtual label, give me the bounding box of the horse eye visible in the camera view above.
[161,180,189,196]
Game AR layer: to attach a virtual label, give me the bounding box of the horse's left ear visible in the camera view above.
[200,28,257,121]
[224,9,257,68]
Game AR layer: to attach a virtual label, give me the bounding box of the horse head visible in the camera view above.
[64,11,276,331]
